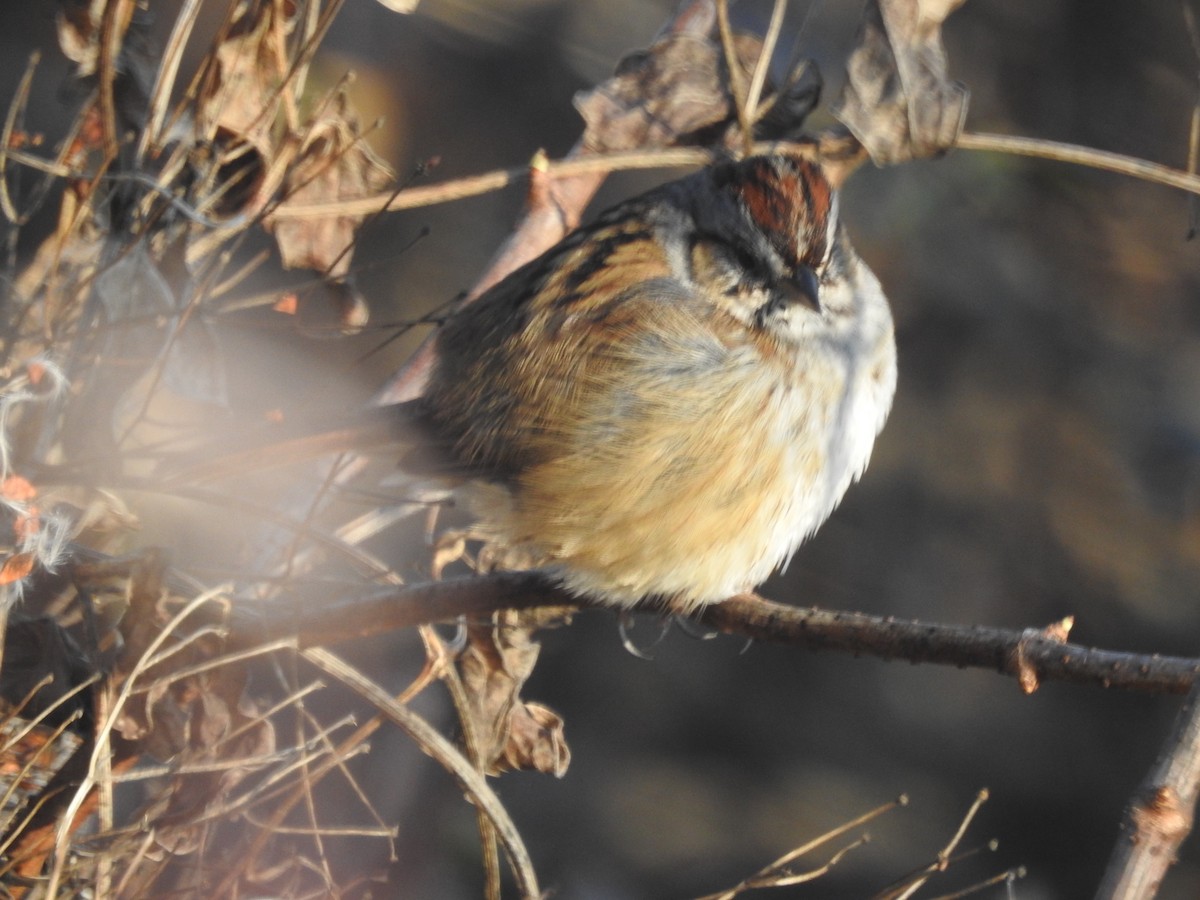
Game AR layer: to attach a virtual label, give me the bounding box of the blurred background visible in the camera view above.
[6,0,1200,897]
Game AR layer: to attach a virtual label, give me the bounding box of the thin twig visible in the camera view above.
[96,0,133,161]
[425,623,504,900]
[109,735,352,781]
[43,585,231,897]
[0,674,98,754]
[0,147,72,179]
[0,52,41,224]
[744,795,907,878]
[264,130,1200,228]
[956,131,1200,195]
[706,835,869,898]
[94,683,115,898]
[17,128,1200,239]
[300,646,542,899]
[210,704,384,889]
[126,636,298,696]
[0,674,54,740]
[925,866,1027,900]
[697,796,905,900]
[270,145,720,220]
[0,710,82,836]
[136,0,204,164]
[886,790,990,900]
[745,0,788,128]
[1181,0,1200,235]
[240,816,396,839]
[193,723,361,822]
[716,0,753,154]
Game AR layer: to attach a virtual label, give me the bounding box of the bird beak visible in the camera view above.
[785,266,821,312]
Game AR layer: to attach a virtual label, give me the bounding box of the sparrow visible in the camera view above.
[188,149,896,613]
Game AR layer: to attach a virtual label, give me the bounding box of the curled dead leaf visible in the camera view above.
[577,30,758,153]
[198,1,296,154]
[265,96,392,331]
[834,0,969,164]
[457,611,571,777]
[501,701,570,778]
[268,105,393,276]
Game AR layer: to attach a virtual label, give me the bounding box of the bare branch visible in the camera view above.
[701,597,1200,695]
[1096,679,1200,899]
[227,573,1200,695]
[957,131,1200,196]
[300,646,542,899]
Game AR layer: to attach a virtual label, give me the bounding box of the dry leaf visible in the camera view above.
[198,1,296,156]
[193,1,299,220]
[457,611,571,777]
[265,95,392,331]
[93,548,276,835]
[833,0,969,164]
[502,702,570,778]
[268,95,394,279]
[577,29,758,153]
[575,11,821,154]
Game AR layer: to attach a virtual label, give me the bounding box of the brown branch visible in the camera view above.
[696,597,1200,695]
[299,646,542,899]
[226,572,1200,695]
[226,571,568,649]
[715,0,752,154]
[1095,679,1200,899]
[96,0,134,161]
[956,131,1200,197]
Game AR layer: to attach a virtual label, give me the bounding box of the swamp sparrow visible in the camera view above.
[194,150,896,613]
[416,149,896,611]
